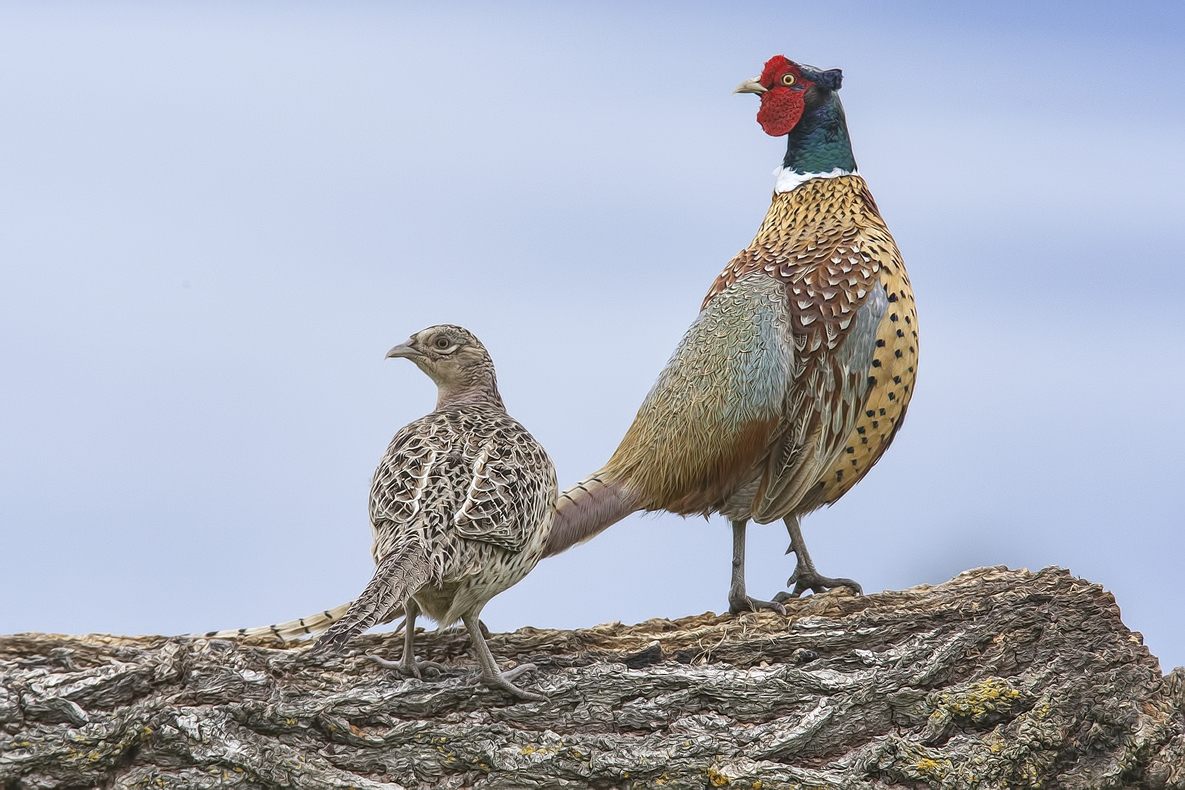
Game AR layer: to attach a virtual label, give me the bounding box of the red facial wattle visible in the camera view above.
[757,88,805,137]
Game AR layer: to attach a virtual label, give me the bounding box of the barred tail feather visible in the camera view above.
[204,602,407,643]
[542,470,637,558]
[204,603,352,642]
[314,542,431,653]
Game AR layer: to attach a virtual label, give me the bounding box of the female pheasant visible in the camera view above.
[314,325,556,701]
[544,56,919,614]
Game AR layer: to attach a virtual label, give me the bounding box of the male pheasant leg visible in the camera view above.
[368,599,445,678]
[728,520,787,615]
[462,611,544,702]
[775,516,862,599]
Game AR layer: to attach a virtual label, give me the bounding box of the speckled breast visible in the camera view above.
[813,249,917,507]
[706,174,918,513]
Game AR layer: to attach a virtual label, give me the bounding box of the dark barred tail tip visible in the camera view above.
[204,628,246,638]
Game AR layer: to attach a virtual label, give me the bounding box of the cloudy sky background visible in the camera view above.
[2,2,1183,669]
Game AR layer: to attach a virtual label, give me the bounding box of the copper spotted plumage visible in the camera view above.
[313,325,556,701]
[543,55,918,614]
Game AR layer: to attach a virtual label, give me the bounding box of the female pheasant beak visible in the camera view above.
[386,340,421,360]
[733,78,767,95]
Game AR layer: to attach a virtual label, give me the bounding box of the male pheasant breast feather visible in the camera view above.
[705,175,905,521]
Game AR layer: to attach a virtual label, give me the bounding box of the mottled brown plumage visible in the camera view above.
[545,57,917,614]
[314,325,556,701]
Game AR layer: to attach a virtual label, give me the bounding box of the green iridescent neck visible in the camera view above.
[782,90,857,175]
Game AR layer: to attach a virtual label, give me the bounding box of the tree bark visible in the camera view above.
[1,566,1182,789]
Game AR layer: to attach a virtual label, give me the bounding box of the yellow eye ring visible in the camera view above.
[782,73,796,86]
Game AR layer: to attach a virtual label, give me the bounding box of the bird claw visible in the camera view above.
[485,663,545,702]
[367,653,446,679]
[775,568,862,600]
[728,594,786,616]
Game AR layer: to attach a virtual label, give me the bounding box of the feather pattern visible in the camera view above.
[339,403,555,640]
[205,603,354,642]
[316,542,431,652]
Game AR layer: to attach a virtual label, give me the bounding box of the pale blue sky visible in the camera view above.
[1,2,1182,670]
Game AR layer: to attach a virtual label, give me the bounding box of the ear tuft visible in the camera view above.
[816,69,843,90]
[800,67,843,91]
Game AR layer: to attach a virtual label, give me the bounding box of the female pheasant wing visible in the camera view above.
[368,416,452,561]
[449,416,555,553]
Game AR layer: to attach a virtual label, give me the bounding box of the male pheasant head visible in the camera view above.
[386,324,505,411]
[735,55,855,189]
[734,55,844,137]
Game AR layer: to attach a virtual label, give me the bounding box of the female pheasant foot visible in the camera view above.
[464,613,545,702]
[774,517,862,599]
[368,600,446,679]
[728,520,787,615]
[367,653,446,679]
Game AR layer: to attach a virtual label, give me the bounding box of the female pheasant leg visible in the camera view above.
[728,520,786,615]
[368,599,445,678]
[462,612,544,702]
[776,516,862,599]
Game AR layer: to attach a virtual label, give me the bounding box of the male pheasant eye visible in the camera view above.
[782,73,796,86]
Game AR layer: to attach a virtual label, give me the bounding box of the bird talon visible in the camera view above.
[500,662,538,683]
[784,570,862,597]
[486,674,546,702]
[729,595,786,616]
[368,654,445,679]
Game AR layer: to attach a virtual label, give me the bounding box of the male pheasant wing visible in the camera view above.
[751,229,889,522]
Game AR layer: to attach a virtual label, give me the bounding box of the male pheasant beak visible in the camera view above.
[733,77,767,95]
[385,341,421,360]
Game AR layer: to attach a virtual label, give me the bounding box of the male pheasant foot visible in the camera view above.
[728,520,786,615]
[774,516,863,600]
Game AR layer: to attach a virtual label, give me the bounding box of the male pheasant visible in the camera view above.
[312,325,556,700]
[543,56,919,614]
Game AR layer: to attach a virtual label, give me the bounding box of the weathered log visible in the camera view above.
[1,566,1182,789]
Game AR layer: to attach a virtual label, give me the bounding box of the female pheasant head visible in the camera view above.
[386,324,505,411]
[734,55,855,190]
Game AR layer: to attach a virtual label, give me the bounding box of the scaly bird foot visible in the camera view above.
[367,653,447,679]
[773,567,862,601]
[484,663,545,702]
[728,593,786,616]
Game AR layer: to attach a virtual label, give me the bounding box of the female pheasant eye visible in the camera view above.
[781,73,796,86]
[434,337,451,349]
